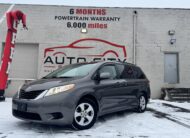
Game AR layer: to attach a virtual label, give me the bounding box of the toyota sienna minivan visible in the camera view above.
[12,61,150,130]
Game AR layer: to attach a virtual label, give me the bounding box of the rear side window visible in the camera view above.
[99,65,117,79]
[116,64,135,79]
[133,67,146,79]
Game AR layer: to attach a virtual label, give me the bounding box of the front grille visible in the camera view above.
[13,110,41,120]
[19,90,44,99]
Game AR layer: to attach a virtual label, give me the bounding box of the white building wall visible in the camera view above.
[0,4,190,98]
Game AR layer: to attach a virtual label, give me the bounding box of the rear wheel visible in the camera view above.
[72,98,97,130]
[136,95,147,113]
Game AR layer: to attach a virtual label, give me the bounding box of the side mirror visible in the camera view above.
[99,72,111,80]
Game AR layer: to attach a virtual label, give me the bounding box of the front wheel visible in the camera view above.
[72,98,97,130]
[136,95,147,113]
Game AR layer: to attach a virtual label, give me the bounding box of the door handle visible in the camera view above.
[114,82,127,87]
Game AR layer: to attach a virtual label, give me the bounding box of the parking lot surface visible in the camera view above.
[0,99,190,138]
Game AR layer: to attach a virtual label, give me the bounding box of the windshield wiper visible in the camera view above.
[43,76,74,79]
[57,76,73,78]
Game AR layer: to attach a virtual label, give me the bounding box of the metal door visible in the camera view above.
[164,53,179,83]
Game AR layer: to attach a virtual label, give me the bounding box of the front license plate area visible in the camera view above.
[17,103,27,112]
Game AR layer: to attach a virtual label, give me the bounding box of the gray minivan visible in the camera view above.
[12,61,150,130]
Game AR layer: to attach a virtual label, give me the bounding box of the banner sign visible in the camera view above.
[55,8,120,29]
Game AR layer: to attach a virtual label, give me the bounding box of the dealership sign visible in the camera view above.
[55,8,120,29]
[41,8,126,74]
[43,38,127,73]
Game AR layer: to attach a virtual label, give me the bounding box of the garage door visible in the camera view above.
[5,43,39,97]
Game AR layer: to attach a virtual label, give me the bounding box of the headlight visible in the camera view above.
[44,84,75,97]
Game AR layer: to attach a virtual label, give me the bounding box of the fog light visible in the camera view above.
[51,112,63,120]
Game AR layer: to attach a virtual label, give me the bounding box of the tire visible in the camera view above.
[136,95,147,113]
[72,98,98,130]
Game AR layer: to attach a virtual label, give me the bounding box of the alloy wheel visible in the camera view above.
[74,103,95,126]
[139,96,146,111]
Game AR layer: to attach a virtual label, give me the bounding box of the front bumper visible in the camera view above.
[12,93,75,126]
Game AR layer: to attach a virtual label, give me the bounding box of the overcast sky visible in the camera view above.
[0,0,190,8]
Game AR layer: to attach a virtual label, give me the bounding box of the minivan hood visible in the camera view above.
[21,77,79,92]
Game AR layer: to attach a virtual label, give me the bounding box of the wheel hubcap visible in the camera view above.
[74,103,94,126]
[140,96,146,110]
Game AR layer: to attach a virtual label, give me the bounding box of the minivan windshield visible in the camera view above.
[43,63,98,79]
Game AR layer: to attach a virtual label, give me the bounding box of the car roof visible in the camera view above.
[98,61,137,67]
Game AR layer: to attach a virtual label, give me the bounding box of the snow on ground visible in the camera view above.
[150,99,190,110]
[0,99,190,138]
